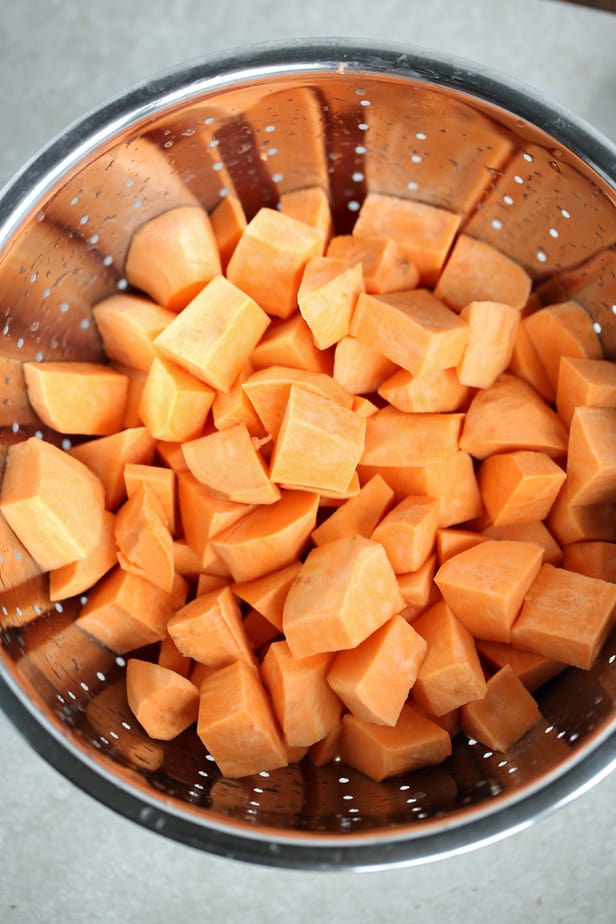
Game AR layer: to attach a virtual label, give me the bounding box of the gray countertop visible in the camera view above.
[1,1,616,921]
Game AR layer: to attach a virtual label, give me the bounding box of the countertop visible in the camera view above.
[1,1,615,921]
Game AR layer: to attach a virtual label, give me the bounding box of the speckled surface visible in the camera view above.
[1,1,615,920]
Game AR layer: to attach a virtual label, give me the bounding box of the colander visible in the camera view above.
[0,40,614,871]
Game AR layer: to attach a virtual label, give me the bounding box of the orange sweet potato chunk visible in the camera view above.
[0,437,105,571]
[460,664,542,753]
[269,385,366,496]
[126,659,200,740]
[566,407,616,506]
[370,495,439,574]
[434,234,532,311]
[477,450,566,526]
[226,207,325,319]
[352,193,461,286]
[92,294,175,372]
[326,233,419,294]
[154,274,270,392]
[434,539,544,643]
[167,585,254,669]
[339,703,452,782]
[350,288,469,377]
[511,563,616,670]
[283,535,405,658]
[261,640,342,747]
[326,614,428,726]
[124,206,222,311]
[23,361,128,436]
[460,373,569,460]
[197,659,288,778]
[297,256,364,349]
[556,356,616,428]
[412,600,487,715]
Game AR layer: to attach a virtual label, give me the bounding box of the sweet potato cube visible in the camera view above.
[211,489,319,583]
[176,471,253,567]
[378,366,470,414]
[124,463,176,534]
[481,520,563,566]
[339,703,452,782]
[167,584,254,668]
[70,426,156,510]
[182,423,280,506]
[371,495,439,573]
[478,450,566,526]
[556,356,616,428]
[124,205,222,311]
[456,300,520,388]
[283,535,405,658]
[460,664,542,753]
[397,555,437,610]
[352,193,461,286]
[49,509,117,601]
[0,437,105,571]
[297,256,364,349]
[547,481,616,546]
[232,561,302,632]
[115,484,175,592]
[475,640,565,693]
[279,185,333,239]
[23,361,128,436]
[562,540,616,583]
[154,274,270,392]
[412,601,487,715]
[326,233,419,294]
[209,194,247,270]
[242,364,353,440]
[507,320,555,403]
[333,336,398,396]
[566,407,616,506]
[226,207,325,319]
[92,294,175,372]
[261,640,342,746]
[269,385,366,496]
[435,539,544,642]
[138,356,215,443]
[311,473,394,547]
[436,528,490,565]
[523,300,603,390]
[434,234,532,311]
[197,660,288,778]
[76,566,188,654]
[350,288,469,377]
[361,407,463,467]
[327,615,428,726]
[251,314,333,376]
[126,659,200,740]
[511,563,616,669]
[460,373,569,460]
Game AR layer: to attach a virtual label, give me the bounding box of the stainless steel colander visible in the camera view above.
[0,40,614,870]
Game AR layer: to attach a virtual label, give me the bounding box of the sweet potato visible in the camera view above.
[332,336,398,396]
[283,535,404,658]
[197,659,288,778]
[511,563,616,669]
[167,585,254,669]
[523,300,603,390]
[412,601,487,715]
[154,274,270,392]
[126,658,200,740]
[434,539,544,643]
[124,206,221,311]
[251,314,333,376]
[556,356,616,428]
[226,207,325,319]
[23,361,128,436]
[371,495,439,574]
[350,289,469,377]
[261,640,342,746]
[339,703,452,782]
[460,664,542,753]
[92,294,175,372]
[311,473,394,547]
[297,256,364,349]
[477,450,566,526]
[566,407,616,506]
[69,426,156,510]
[138,356,215,443]
[352,193,461,286]
[434,234,532,311]
[0,437,105,571]
[326,233,419,294]
[326,614,427,726]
